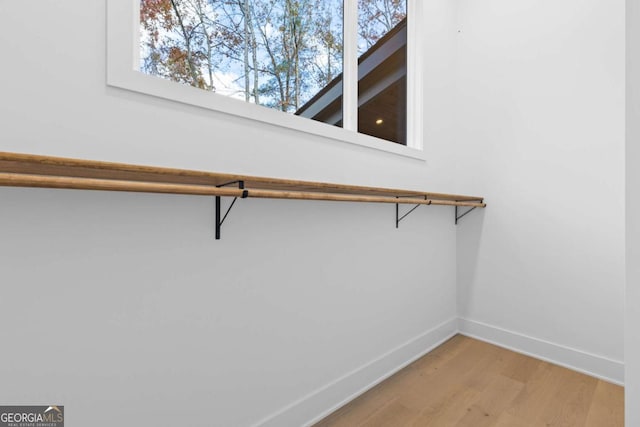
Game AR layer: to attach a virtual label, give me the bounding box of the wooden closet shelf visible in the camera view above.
[0,152,486,238]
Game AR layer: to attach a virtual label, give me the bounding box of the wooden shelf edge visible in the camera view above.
[0,152,486,208]
[0,151,485,204]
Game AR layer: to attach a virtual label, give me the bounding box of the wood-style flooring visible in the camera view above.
[313,335,623,427]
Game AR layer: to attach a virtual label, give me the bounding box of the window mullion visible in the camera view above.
[342,0,358,132]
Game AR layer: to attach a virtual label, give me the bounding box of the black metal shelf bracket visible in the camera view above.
[396,196,430,228]
[455,200,483,225]
[215,180,247,240]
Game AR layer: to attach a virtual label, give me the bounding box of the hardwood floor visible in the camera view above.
[313,335,624,427]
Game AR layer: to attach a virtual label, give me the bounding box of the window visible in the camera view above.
[357,1,407,144]
[140,0,345,123]
[107,0,423,158]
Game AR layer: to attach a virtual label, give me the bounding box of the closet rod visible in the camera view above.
[0,173,486,208]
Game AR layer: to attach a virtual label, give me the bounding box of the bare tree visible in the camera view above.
[358,0,406,52]
[140,0,346,110]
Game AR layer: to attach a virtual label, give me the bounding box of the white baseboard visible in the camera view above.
[253,317,623,427]
[252,317,458,427]
[458,318,624,386]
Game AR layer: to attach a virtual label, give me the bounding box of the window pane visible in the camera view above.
[139,0,343,126]
[357,0,407,144]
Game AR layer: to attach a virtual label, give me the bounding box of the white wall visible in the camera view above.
[0,0,627,424]
[455,0,626,383]
[626,0,639,422]
[0,1,460,426]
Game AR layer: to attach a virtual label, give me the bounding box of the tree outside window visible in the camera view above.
[140,0,407,144]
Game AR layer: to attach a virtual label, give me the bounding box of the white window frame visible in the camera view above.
[106,0,424,160]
